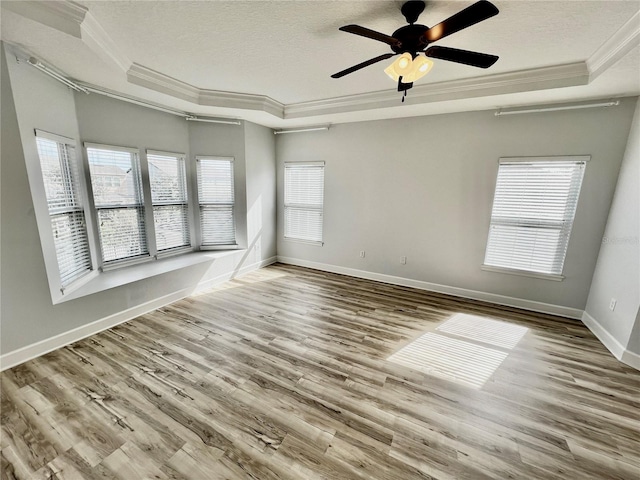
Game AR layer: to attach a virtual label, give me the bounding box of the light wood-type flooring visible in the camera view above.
[2,264,639,479]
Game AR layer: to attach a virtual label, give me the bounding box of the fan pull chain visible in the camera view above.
[402,90,407,102]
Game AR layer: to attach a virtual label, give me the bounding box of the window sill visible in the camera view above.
[58,249,244,303]
[481,265,564,282]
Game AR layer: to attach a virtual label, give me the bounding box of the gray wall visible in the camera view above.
[1,45,276,355]
[245,121,277,262]
[585,100,640,354]
[276,99,637,311]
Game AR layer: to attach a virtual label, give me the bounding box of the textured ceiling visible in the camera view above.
[83,0,637,103]
[1,0,639,127]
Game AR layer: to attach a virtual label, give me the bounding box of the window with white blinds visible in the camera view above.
[86,145,148,263]
[284,162,325,244]
[148,151,191,252]
[484,157,588,277]
[35,134,92,288]
[197,157,236,246]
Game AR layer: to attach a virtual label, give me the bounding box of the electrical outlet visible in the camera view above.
[359,251,365,258]
[609,298,617,311]
[400,256,407,265]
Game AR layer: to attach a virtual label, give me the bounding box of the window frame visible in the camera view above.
[482,155,589,280]
[284,161,325,246]
[27,130,243,303]
[30,130,99,301]
[195,156,238,250]
[84,142,153,270]
[146,149,194,257]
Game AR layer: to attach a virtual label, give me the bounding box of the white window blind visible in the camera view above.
[284,162,324,244]
[148,152,190,252]
[197,157,236,246]
[35,135,92,288]
[86,145,148,263]
[484,157,587,276]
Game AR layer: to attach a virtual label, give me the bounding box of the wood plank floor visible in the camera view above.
[2,264,639,479]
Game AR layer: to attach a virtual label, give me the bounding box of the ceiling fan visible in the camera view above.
[331,0,500,100]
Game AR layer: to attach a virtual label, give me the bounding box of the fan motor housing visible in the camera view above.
[391,24,430,54]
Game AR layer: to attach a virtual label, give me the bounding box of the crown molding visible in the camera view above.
[587,11,640,81]
[127,63,200,103]
[199,90,284,118]
[285,62,590,118]
[4,0,634,121]
[2,0,87,38]
[81,12,132,72]
[128,63,285,118]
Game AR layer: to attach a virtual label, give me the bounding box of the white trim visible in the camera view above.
[0,256,277,372]
[84,142,139,154]
[192,256,277,295]
[34,129,76,146]
[196,155,235,163]
[277,256,584,320]
[284,62,590,119]
[5,2,634,121]
[284,161,325,167]
[146,149,185,158]
[198,89,284,118]
[127,63,199,103]
[2,0,87,38]
[621,349,640,371]
[587,11,640,81]
[481,265,564,282]
[127,63,285,118]
[80,11,132,73]
[581,311,640,370]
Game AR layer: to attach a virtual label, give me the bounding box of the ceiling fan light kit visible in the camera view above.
[384,54,434,83]
[332,0,500,101]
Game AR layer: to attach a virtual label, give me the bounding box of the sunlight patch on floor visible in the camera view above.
[387,314,529,388]
[388,333,509,388]
[437,313,529,349]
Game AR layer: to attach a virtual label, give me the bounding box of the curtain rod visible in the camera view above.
[185,116,242,125]
[81,85,188,117]
[274,126,330,135]
[25,55,241,125]
[495,100,620,116]
[27,57,89,94]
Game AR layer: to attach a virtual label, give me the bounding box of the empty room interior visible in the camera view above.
[1,0,640,478]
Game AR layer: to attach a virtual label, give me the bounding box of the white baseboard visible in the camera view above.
[0,256,276,372]
[582,311,640,370]
[276,256,584,320]
[621,349,640,370]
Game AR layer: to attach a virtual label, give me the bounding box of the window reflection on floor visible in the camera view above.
[437,313,529,349]
[387,314,529,388]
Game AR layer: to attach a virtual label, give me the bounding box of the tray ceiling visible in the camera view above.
[2,1,639,128]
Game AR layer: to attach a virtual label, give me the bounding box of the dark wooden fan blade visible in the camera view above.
[425,1,499,43]
[339,25,401,47]
[331,53,397,78]
[425,46,498,68]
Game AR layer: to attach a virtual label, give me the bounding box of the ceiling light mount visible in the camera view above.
[401,0,426,25]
